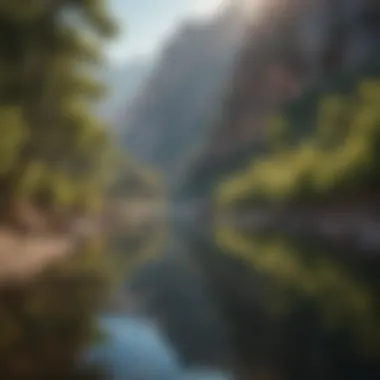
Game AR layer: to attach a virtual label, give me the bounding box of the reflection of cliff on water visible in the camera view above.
[216,227,380,342]
[4,203,378,380]
[109,202,168,281]
[121,214,234,372]
[0,239,115,379]
[128,215,380,380]
[210,227,380,379]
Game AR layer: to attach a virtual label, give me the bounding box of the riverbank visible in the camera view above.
[0,199,167,284]
[0,199,110,284]
[218,206,380,257]
[0,217,102,284]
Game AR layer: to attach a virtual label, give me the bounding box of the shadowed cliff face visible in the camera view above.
[178,0,380,199]
[121,5,248,185]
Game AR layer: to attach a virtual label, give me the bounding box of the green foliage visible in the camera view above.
[268,114,289,152]
[316,94,350,148]
[217,76,380,207]
[0,0,121,219]
[0,106,28,175]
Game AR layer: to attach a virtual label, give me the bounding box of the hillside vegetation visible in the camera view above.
[217,71,380,209]
[0,0,121,228]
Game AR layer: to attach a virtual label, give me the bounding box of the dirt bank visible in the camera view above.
[0,199,165,284]
[0,217,103,284]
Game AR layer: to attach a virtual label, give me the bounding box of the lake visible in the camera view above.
[0,213,379,380]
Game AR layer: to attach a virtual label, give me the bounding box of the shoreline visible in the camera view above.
[0,199,165,285]
[0,217,103,285]
[218,208,380,257]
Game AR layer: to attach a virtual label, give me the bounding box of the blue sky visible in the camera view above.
[106,0,225,63]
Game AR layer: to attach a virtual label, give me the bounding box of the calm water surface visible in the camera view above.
[0,214,379,380]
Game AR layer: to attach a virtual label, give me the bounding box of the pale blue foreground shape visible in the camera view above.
[83,316,233,380]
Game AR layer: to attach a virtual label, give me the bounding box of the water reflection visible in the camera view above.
[83,314,233,380]
[125,219,380,379]
[127,255,233,369]
[0,215,379,380]
[198,226,380,379]
[0,240,113,379]
[84,316,181,380]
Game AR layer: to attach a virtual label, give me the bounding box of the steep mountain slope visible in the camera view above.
[121,5,248,184]
[177,0,380,199]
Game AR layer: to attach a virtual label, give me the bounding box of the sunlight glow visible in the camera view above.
[190,0,225,17]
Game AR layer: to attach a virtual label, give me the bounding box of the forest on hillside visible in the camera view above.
[0,1,160,233]
[218,68,380,209]
[210,1,380,212]
[166,0,379,207]
[0,0,117,225]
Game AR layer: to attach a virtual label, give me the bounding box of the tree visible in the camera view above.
[0,0,118,218]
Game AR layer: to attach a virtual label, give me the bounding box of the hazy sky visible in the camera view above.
[107,0,226,63]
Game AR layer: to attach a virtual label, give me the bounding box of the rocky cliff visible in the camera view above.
[121,5,248,186]
[177,0,380,199]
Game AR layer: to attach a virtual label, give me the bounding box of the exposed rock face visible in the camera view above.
[178,0,380,198]
[121,5,248,186]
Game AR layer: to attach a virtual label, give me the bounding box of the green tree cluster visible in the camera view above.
[0,0,117,220]
[217,77,380,207]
